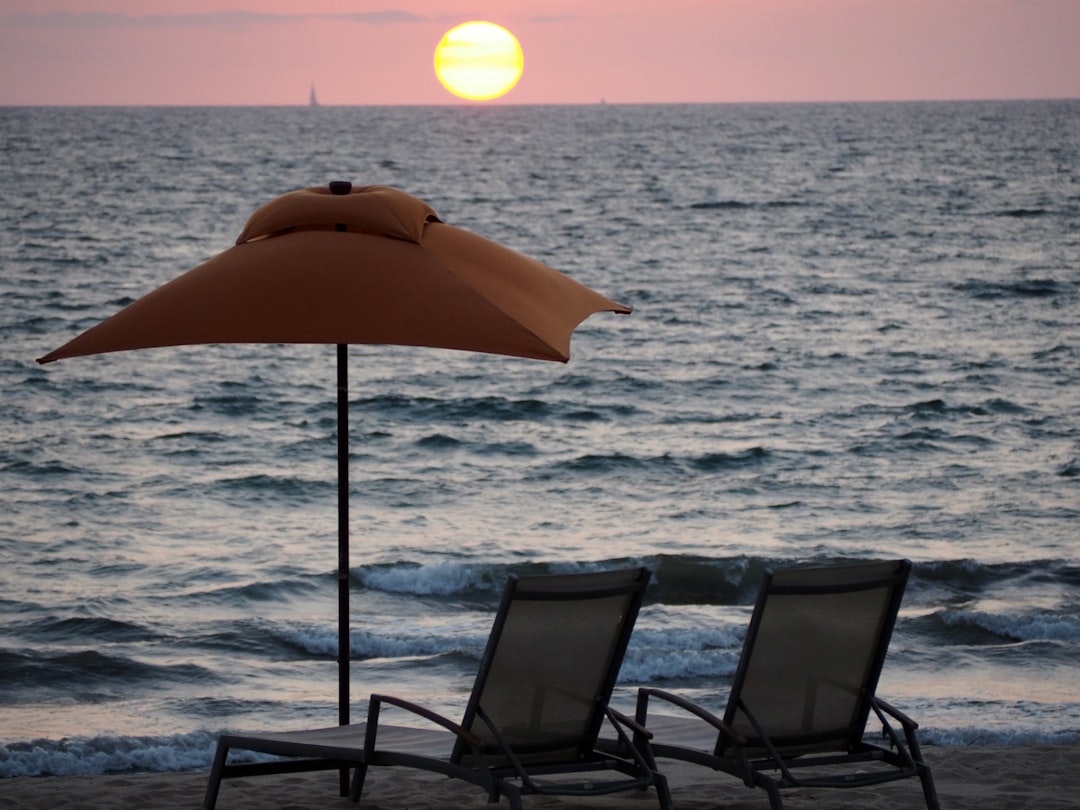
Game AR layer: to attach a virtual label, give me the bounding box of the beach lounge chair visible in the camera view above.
[204,566,672,810]
[626,559,939,810]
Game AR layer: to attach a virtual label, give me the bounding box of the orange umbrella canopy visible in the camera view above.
[38,183,630,365]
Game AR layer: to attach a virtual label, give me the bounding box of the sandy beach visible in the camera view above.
[2,745,1077,809]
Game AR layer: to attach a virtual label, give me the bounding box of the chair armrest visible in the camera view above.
[608,706,652,740]
[638,687,747,745]
[368,693,485,749]
[871,696,919,731]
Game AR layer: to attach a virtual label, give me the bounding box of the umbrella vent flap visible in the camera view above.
[236,184,440,246]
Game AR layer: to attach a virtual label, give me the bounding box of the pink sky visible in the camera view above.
[2,0,1078,105]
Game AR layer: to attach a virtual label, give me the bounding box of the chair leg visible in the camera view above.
[761,778,784,810]
[904,722,941,810]
[918,765,941,810]
[203,741,229,810]
[499,783,523,810]
[349,763,369,803]
[654,773,675,810]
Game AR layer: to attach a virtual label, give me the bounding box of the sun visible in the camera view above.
[434,21,523,101]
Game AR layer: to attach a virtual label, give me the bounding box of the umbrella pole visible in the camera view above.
[337,343,350,796]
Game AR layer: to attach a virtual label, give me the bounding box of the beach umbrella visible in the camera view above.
[37,181,631,734]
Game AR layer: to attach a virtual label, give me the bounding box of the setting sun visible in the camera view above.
[433,21,523,101]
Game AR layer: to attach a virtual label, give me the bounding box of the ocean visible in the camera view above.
[1,101,1078,778]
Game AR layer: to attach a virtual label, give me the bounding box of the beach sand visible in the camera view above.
[2,745,1077,809]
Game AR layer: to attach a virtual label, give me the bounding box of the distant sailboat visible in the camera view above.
[309,84,319,107]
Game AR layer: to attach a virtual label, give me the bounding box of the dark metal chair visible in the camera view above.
[629,559,939,809]
[205,567,671,810]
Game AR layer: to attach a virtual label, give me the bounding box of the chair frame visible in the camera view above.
[630,559,939,810]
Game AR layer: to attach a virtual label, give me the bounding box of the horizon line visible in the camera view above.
[4,95,1079,109]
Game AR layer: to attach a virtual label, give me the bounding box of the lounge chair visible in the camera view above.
[204,566,672,810]
[625,559,939,810]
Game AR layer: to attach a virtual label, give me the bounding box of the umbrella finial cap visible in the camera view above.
[329,181,352,195]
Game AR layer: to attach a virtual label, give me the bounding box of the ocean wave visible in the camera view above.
[1058,459,1080,478]
[689,199,754,210]
[351,630,484,663]
[182,577,322,610]
[688,199,805,211]
[1032,343,1076,362]
[1,457,84,477]
[190,392,265,418]
[689,447,769,471]
[953,277,1069,299]
[354,559,661,598]
[0,649,213,694]
[621,645,737,683]
[349,393,609,424]
[189,624,327,659]
[0,731,219,778]
[914,558,1080,593]
[357,561,505,597]
[252,620,480,662]
[340,557,1080,665]
[264,614,493,662]
[191,473,329,503]
[622,624,743,682]
[471,440,539,457]
[542,449,769,478]
[351,554,885,607]
[556,452,673,474]
[934,608,1080,644]
[993,207,1049,218]
[901,397,1029,418]
[149,429,232,457]
[649,555,767,605]
[10,616,159,645]
[415,432,463,449]
[921,726,1080,747]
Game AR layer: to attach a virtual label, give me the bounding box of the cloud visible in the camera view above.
[4,10,425,31]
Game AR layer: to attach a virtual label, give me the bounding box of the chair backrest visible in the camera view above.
[723,559,911,755]
[453,567,650,765]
